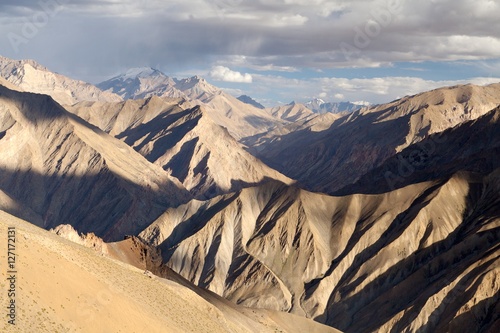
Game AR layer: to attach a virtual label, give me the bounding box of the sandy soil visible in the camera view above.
[0,210,339,333]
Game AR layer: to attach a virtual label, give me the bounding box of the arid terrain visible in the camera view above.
[0,210,338,333]
[0,56,498,332]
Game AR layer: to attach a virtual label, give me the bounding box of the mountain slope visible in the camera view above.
[242,112,342,154]
[137,102,500,332]
[238,95,265,109]
[266,102,316,122]
[0,56,122,105]
[139,169,499,333]
[0,210,338,333]
[252,83,500,194]
[68,97,293,199]
[0,84,190,240]
[338,106,500,195]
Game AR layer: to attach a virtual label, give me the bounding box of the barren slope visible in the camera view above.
[265,102,315,122]
[0,210,339,333]
[139,169,499,332]
[69,97,293,199]
[338,106,500,195]
[165,76,286,139]
[0,56,122,105]
[0,84,190,240]
[253,83,500,194]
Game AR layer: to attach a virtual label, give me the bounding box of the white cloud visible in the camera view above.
[248,74,500,105]
[268,14,309,27]
[209,66,253,83]
[1,0,499,103]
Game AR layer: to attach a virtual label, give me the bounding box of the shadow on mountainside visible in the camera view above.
[245,107,415,194]
[316,169,500,333]
[0,167,190,241]
[336,107,500,195]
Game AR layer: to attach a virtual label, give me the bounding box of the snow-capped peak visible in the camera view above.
[309,98,325,105]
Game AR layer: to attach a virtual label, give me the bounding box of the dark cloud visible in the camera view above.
[0,0,498,102]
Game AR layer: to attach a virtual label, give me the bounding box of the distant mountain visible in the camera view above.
[251,83,500,194]
[0,56,122,105]
[305,98,365,114]
[68,96,293,199]
[0,83,190,241]
[98,70,286,139]
[237,95,265,109]
[337,105,500,195]
[97,67,184,100]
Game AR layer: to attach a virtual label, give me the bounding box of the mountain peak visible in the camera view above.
[120,67,164,80]
[97,67,178,100]
[306,98,326,106]
[0,55,47,72]
[0,55,122,105]
[175,75,206,86]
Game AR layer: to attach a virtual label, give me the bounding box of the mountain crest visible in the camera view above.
[0,55,122,105]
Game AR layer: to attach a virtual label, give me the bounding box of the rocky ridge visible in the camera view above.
[0,56,122,105]
[68,97,293,199]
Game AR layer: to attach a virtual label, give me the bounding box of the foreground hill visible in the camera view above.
[0,56,122,105]
[251,83,500,194]
[0,210,338,333]
[0,84,190,240]
[139,169,499,332]
[68,97,293,199]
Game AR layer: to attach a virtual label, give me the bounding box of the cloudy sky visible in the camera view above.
[1,0,500,105]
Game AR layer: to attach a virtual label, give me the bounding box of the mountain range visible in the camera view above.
[249,83,500,195]
[67,96,293,199]
[98,67,285,139]
[0,55,498,333]
[305,98,367,114]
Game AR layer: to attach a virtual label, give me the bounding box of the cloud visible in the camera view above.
[248,74,500,105]
[2,0,498,73]
[0,0,498,103]
[209,66,253,83]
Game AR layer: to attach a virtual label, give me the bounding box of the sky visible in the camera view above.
[1,0,500,106]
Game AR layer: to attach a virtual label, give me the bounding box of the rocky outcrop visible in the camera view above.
[1,209,339,333]
[51,224,108,254]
